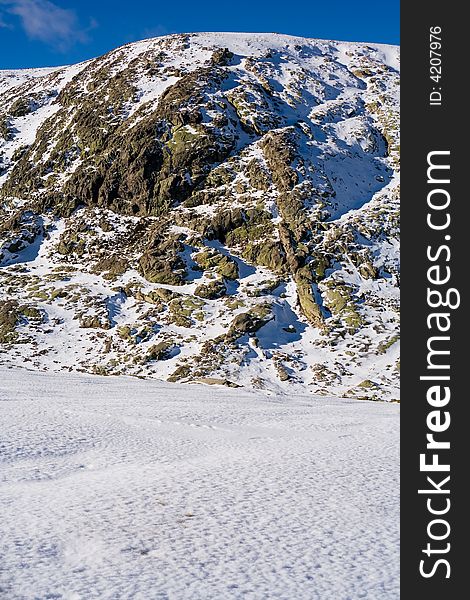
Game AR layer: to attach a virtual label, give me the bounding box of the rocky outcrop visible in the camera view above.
[227,310,272,340]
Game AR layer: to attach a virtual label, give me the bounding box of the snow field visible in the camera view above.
[0,369,399,599]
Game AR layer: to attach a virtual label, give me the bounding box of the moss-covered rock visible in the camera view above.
[193,248,239,279]
[146,340,174,361]
[261,129,299,192]
[275,362,290,381]
[322,280,363,332]
[0,118,12,141]
[167,364,191,382]
[225,216,275,248]
[117,325,133,341]
[293,269,324,328]
[57,231,85,257]
[243,239,285,272]
[358,259,377,280]
[377,334,400,354]
[310,253,330,281]
[210,48,234,66]
[245,158,271,191]
[167,296,204,327]
[195,278,226,299]
[20,305,44,322]
[138,252,186,285]
[93,255,129,278]
[9,98,32,118]
[245,278,281,297]
[0,300,19,344]
[79,315,110,329]
[149,287,181,303]
[226,310,271,340]
[358,379,379,390]
[134,290,165,310]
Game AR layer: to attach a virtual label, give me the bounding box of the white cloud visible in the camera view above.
[0,0,93,49]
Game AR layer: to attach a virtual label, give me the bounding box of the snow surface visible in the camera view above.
[0,368,399,599]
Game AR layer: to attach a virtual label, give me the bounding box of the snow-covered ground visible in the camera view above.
[0,368,399,599]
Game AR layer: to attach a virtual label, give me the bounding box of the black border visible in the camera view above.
[401,3,466,596]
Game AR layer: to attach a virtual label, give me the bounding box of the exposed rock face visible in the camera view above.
[227,310,272,340]
[0,33,400,400]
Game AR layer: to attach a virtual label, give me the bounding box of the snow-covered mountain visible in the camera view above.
[0,32,400,400]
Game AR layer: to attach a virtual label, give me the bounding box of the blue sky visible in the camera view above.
[0,0,399,69]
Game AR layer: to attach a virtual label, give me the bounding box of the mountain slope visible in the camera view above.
[0,33,400,399]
